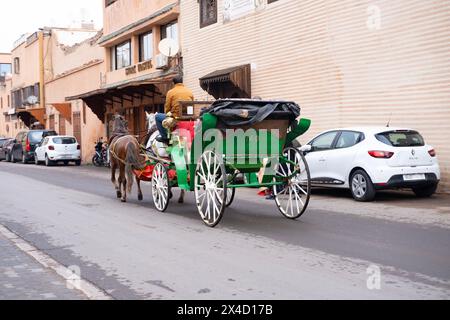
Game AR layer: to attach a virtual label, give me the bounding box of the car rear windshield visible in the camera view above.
[52,137,77,145]
[29,131,57,143]
[29,132,45,143]
[376,130,425,147]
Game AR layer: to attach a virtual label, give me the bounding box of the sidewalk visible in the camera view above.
[0,232,86,300]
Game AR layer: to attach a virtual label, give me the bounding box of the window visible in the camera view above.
[13,58,20,74]
[0,63,11,76]
[161,21,179,43]
[52,137,77,145]
[110,47,116,71]
[335,131,364,149]
[376,130,425,147]
[105,0,117,7]
[12,89,22,108]
[139,32,154,62]
[112,41,131,70]
[310,131,339,151]
[200,0,217,28]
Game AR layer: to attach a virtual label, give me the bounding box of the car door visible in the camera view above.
[36,138,48,161]
[305,131,340,185]
[13,132,24,159]
[325,131,365,186]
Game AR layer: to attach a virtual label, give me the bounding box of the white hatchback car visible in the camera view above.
[34,136,81,166]
[303,127,440,201]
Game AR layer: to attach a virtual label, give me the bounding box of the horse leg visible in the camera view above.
[119,165,127,203]
[178,189,185,204]
[136,176,143,201]
[111,161,121,199]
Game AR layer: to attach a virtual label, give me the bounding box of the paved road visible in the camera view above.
[0,162,449,299]
[0,231,86,300]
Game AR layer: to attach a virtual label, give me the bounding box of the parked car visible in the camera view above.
[0,139,16,162]
[303,127,440,201]
[34,135,81,166]
[0,138,12,161]
[10,130,58,164]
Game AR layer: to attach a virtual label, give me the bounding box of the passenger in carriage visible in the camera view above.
[156,76,194,144]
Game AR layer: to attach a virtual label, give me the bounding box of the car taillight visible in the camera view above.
[48,145,55,151]
[77,145,81,150]
[368,150,394,159]
[25,138,30,152]
[428,149,436,157]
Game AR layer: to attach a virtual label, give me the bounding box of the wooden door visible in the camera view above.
[73,112,82,149]
[49,115,55,131]
[59,115,66,136]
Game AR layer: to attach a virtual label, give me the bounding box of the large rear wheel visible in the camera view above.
[274,147,311,219]
[194,151,227,227]
[151,162,170,212]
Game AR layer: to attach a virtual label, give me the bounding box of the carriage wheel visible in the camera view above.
[151,162,170,212]
[274,147,311,219]
[194,150,227,227]
[225,174,236,207]
[226,188,236,207]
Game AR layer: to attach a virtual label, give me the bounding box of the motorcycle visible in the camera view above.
[92,141,110,168]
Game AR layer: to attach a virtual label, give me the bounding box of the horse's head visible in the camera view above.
[112,114,128,134]
[146,111,157,132]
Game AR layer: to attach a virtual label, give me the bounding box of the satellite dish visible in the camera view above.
[27,96,38,105]
[158,38,180,57]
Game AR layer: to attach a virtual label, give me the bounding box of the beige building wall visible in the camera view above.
[45,31,105,163]
[101,0,179,87]
[0,53,25,138]
[180,0,450,192]
[11,37,42,93]
[104,0,178,35]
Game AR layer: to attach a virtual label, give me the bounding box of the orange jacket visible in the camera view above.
[164,83,194,117]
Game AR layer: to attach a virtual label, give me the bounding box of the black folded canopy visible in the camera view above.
[200,99,301,127]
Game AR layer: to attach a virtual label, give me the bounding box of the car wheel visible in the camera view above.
[350,170,376,202]
[45,155,53,167]
[413,184,438,198]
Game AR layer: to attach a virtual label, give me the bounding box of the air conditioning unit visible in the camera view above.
[155,54,169,70]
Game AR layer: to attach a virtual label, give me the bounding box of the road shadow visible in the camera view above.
[311,187,450,209]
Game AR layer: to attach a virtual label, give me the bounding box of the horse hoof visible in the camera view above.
[178,199,184,204]
[117,192,122,199]
[169,191,173,200]
[138,195,143,201]
[121,198,127,203]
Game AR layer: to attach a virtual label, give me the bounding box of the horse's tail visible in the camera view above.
[125,140,145,193]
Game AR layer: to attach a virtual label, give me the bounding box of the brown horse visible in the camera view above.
[109,115,146,203]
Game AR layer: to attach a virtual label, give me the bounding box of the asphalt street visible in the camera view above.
[0,162,449,299]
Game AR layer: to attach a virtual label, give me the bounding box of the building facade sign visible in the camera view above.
[223,0,259,22]
[125,60,154,76]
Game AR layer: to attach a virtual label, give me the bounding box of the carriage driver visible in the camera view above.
[156,76,194,144]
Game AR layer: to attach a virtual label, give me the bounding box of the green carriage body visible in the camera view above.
[148,99,313,227]
[168,110,311,192]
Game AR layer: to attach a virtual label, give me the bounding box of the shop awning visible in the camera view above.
[200,64,251,99]
[66,70,179,122]
[17,108,45,127]
[52,103,72,124]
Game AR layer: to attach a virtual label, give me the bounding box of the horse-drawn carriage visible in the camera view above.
[110,99,312,228]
